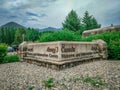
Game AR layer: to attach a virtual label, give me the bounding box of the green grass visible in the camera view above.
[83,76,105,86]
[2,54,19,63]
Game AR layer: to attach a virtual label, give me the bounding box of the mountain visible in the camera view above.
[0,22,61,32]
[1,22,25,28]
[39,27,61,32]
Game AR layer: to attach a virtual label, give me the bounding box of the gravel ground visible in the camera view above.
[0,60,120,90]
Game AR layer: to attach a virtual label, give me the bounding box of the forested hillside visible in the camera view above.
[0,22,40,45]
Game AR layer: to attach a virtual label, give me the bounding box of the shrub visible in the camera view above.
[82,31,120,60]
[108,40,120,59]
[0,43,8,63]
[39,30,81,42]
[3,54,19,63]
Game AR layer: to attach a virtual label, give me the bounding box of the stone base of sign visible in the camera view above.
[19,40,107,70]
[23,57,102,70]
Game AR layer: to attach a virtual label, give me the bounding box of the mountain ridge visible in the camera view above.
[38,27,61,32]
[1,22,25,28]
[0,22,61,32]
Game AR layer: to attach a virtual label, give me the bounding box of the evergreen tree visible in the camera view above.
[91,17,101,29]
[25,28,39,41]
[62,10,81,32]
[82,11,101,30]
[13,28,26,45]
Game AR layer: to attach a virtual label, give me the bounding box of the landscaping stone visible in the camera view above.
[0,60,119,90]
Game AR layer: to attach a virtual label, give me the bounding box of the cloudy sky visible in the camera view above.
[0,0,120,29]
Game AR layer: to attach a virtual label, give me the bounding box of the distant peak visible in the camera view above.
[1,21,25,28]
[39,27,61,32]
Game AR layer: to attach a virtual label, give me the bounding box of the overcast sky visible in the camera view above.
[0,0,120,29]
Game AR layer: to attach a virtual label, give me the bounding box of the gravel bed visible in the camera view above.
[0,60,120,90]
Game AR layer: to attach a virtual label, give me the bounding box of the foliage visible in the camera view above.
[13,28,26,45]
[0,43,8,63]
[62,10,100,35]
[108,40,120,59]
[82,31,120,60]
[44,78,54,89]
[28,86,34,90]
[25,28,40,42]
[82,11,101,30]
[83,76,105,86]
[2,54,19,63]
[39,30,81,42]
[0,27,16,45]
[0,27,40,45]
[62,10,81,32]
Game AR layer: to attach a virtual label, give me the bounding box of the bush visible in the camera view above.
[39,30,81,42]
[0,43,8,63]
[83,31,120,60]
[108,40,120,59]
[3,54,19,63]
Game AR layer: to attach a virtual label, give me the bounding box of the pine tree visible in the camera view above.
[82,11,101,30]
[62,10,81,32]
[91,17,101,29]
[13,28,26,45]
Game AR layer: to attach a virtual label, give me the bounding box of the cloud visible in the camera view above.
[75,0,120,26]
[26,12,39,17]
[0,0,120,28]
[8,16,18,19]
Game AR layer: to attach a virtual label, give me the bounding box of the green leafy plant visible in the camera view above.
[39,30,81,42]
[28,86,34,90]
[83,76,105,86]
[82,31,120,60]
[0,43,8,63]
[3,54,19,63]
[83,76,93,83]
[44,78,54,89]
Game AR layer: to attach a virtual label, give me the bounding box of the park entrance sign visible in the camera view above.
[19,40,107,70]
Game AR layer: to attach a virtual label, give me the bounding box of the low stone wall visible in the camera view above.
[19,40,107,69]
[82,25,120,37]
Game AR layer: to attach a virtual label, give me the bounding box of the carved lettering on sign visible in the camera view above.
[28,53,48,57]
[47,47,58,53]
[23,47,27,51]
[49,54,58,58]
[61,45,75,52]
[62,54,75,58]
[76,52,93,57]
[37,53,48,57]
[28,48,33,52]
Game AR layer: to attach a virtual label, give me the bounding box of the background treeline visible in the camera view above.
[0,27,39,45]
